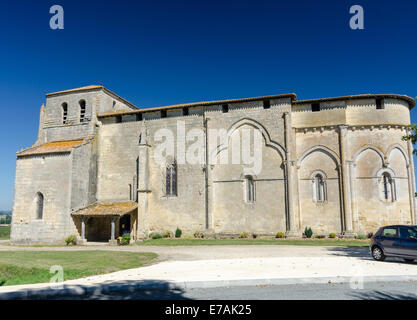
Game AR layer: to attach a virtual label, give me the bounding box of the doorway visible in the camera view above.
[119,214,131,236]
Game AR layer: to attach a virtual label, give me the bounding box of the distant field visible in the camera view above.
[137,238,370,247]
[0,226,10,240]
[0,250,157,286]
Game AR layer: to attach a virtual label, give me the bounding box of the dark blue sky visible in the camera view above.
[0,0,416,209]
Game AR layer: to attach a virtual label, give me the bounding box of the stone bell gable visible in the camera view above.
[10,86,417,244]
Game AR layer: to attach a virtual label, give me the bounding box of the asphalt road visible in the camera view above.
[43,281,417,300]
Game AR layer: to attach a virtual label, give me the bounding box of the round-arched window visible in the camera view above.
[35,192,44,219]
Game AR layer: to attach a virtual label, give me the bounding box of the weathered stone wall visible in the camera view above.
[11,90,416,243]
[209,99,290,235]
[296,129,342,235]
[11,154,72,244]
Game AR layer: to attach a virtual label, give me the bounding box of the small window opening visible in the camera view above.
[183,107,189,116]
[136,113,143,121]
[376,98,384,110]
[245,176,255,203]
[381,172,396,202]
[312,103,320,112]
[166,162,177,196]
[222,104,229,113]
[263,100,270,109]
[62,103,68,124]
[116,115,122,123]
[36,192,44,220]
[312,173,326,203]
[79,100,86,122]
[161,110,167,118]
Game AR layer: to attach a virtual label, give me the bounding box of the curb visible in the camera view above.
[1,275,417,299]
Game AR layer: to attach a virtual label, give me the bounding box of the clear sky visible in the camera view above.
[0,0,416,210]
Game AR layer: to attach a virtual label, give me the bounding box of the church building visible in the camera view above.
[10,85,417,244]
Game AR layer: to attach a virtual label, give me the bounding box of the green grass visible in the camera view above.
[0,226,10,240]
[0,250,157,286]
[136,238,370,247]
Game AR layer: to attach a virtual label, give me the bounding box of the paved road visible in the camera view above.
[43,281,417,300]
[0,242,369,263]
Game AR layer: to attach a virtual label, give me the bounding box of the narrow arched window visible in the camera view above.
[79,100,86,123]
[62,102,68,124]
[245,176,255,203]
[35,192,44,219]
[381,172,396,202]
[166,162,177,196]
[312,173,326,203]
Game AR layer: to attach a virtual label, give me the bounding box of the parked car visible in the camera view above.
[370,225,417,262]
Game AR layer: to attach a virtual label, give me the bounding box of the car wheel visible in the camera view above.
[372,246,385,261]
[404,259,414,263]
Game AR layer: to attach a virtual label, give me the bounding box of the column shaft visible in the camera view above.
[81,218,85,240]
[406,136,417,224]
[111,218,115,240]
[339,126,354,236]
[284,112,298,237]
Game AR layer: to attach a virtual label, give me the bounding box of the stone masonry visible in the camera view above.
[10,85,417,244]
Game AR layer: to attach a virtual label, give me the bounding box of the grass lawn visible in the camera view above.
[0,250,157,286]
[136,238,370,247]
[0,226,10,240]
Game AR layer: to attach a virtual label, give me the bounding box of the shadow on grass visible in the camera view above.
[5,280,191,300]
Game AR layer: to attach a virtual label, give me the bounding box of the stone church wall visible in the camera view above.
[10,87,417,243]
[11,154,72,244]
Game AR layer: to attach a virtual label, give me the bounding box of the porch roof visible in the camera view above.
[17,139,85,157]
[71,201,138,217]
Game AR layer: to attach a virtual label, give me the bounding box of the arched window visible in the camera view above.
[79,100,86,123]
[245,176,255,203]
[381,172,396,202]
[166,161,177,196]
[35,192,44,219]
[312,173,326,203]
[62,102,68,124]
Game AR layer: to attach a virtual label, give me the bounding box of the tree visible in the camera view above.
[402,124,417,154]
[402,123,417,196]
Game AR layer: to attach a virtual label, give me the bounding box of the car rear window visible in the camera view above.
[382,227,398,237]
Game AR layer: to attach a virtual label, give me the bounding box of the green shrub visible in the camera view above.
[356,234,367,240]
[275,232,285,238]
[328,233,337,239]
[65,235,76,246]
[163,230,171,238]
[120,233,131,245]
[239,232,249,239]
[193,230,205,238]
[175,227,182,238]
[149,232,163,240]
[304,227,313,238]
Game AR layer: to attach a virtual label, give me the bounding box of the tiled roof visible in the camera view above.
[294,94,416,108]
[97,93,415,118]
[17,139,84,157]
[45,85,139,110]
[71,202,138,217]
[46,85,103,96]
[98,93,297,117]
